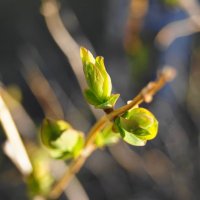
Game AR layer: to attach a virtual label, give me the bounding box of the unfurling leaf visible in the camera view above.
[95,123,120,148]
[114,108,158,146]
[80,47,119,109]
[40,119,84,160]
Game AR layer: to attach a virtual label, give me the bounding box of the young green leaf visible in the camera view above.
[80,47,120,109]
[95,94,120,109]
[80,46,95,65]
[95,56,112,98]
[114,108,158,146]
[40,119,85,160]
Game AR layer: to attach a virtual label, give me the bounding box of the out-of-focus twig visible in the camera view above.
[49,67,176,199]
[155,0,200,48]
[1,85,36,139]
[178,0,200,16]
[155,15,200,48]
[41,0,84,86]
[0,86,33,176]
[51,160,89,200]
[109,141,144,174]
[23,65,64,119]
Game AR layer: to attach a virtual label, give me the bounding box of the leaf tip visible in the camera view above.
[80,47,95,64]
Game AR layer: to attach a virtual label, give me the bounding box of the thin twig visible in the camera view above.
[23,65,64,119]
[49,67,176,199]
[0,86,33,176]
[155,0,200,48]
[50,144,96,199]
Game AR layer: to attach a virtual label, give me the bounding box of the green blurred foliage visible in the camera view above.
[26,146,53,197]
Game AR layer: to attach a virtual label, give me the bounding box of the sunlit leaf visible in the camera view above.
[80,47,119,109]
[40,119,85,160]
[40,119,71,148]
[96,94,120,109]
[80,47,95,64]
[95,56,112,98]
[114,108,158,146]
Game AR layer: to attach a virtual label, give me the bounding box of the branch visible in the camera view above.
[49,67,176,199]
[23,64,64,119]
[0,86,33,176]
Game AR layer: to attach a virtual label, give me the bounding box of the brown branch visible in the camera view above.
[48,67,176,199]
[49,144,95,199]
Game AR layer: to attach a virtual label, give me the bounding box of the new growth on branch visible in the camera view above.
[39,47,176,199]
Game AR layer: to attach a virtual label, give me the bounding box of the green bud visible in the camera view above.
[114,108,158,146]
[80,47,119,109]
[95,56,112,98]
[40,119,84,160]
[95,123,120,148]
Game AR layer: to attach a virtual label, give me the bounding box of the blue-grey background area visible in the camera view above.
[0,0,200,199]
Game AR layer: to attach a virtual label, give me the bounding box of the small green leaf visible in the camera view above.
[114,117,146,146]
[95,56,112,98]
[40,119,71,148]
[96,94,120,109]
[84,62,105,98]
[80,47,119,109]
[84,89,102,106]
[40,119,85,160]
[126,108,158,140]
[95,123,120,148]
[114,108,158,146]
[80,47,95,64]
[122,129,147,146]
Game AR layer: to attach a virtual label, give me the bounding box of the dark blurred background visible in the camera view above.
[1,0,200,199]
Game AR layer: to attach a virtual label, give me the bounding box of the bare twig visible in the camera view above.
[23,65,64,119]
[155,0,200,48]
[155,15,200,48]
[49,67,176,199]
[0,86,33,176]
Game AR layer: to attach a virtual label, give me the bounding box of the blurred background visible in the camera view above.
[0,0,200,199]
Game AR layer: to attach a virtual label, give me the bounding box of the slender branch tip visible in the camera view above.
[159,67,177,82]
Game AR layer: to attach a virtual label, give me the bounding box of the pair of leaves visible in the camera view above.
[40,119,84,160]
[80,47,119,109]
[114,108,158,146]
